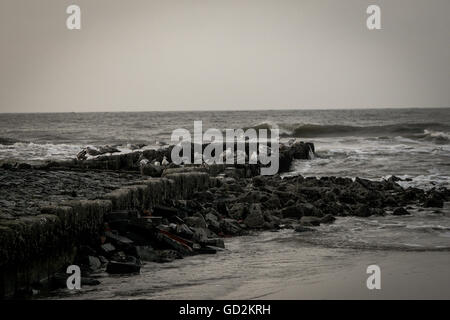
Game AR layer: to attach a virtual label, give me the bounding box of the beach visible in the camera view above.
[1,108,449,299]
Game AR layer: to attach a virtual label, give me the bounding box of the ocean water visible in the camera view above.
[1,108,449,187]
[2,108,450,299]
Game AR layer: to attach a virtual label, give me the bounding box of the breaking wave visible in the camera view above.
[279,122,446,138]
[417,130,450,144]
[243,121,450,145]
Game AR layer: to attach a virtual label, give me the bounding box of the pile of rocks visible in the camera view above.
[2,139,449,297]
[71,205,228,279]
[28,141,314,176]
[71,173,450,284]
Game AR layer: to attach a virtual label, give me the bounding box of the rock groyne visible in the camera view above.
[0,141,313,297]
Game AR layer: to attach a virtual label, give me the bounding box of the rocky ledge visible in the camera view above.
[1,140,449,298]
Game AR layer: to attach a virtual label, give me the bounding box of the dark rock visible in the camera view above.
[354,205,373,217]
[392,207,410,216]
[157,250,180,263]
[371,208,386,216]
[228,203,248,220]
[16,163,32,170]
[76,149,87,160]
[320,214,336,224]
[340,192,357,204]
[136,246,159,261]
[153,205,178,218]
[81,277,101,286]
[185,215,207,229]
[300,216,321,226]
[194,246,217,254]
[299,203,322,217]
[176,223,194,238]
[216,201,228,216]
[220,218,242,235]
[383,196,397,206]
[191,227,209,243]
[87,256,102,272]
[281,205,303,218]
[205,211,221,232]
[244,204,265,228]
[156,229,193,255]
[1,163,13,170]
[100,243,116,254]
[105,231,134,247]
[106,257,141,274]
[424,192,444,208]
[387,175,402,183]
[140,163,163,177]
[99,256,109,265]
[424,197,444,208]
[200,238,225,248]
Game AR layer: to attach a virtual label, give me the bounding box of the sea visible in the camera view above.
[1,108,449,299]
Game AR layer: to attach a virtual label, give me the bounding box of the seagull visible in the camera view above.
[153,161,161,166]
[194,151,203,164]
[250,151,258,163]
[225,148,233,159]
[162,156,169,166]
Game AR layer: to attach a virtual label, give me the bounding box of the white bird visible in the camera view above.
[236,150,246,164]
[250,151,258,163]
[194,151,203,164]
[162,156,169,166]
[225,148,233,160]
[139,159,149,167]
[153,161,161,166]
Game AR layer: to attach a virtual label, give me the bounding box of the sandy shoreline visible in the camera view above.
[44,229,450,300]
[225,250,450,300]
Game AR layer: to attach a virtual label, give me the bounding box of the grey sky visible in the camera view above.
[0,0,449,113]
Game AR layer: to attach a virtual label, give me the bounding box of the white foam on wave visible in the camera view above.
[423,129,450,144]
[0,142,83,161]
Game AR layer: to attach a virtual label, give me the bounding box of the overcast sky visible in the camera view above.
[0,0,449,113]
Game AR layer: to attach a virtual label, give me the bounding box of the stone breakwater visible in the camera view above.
[0,141,313,298]
[1,140,449,298]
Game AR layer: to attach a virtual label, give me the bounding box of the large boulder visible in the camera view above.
[140,163,163,177]
[392,207,410,216]
[320,214,336,224]
[205,210,221,233]
[281,205,303,218]
[424,192,444,208]
[244,204,265,228]
[220,218,242,235]
[184,214,207,229]
[300,216,321,226]
[354,205,373,217]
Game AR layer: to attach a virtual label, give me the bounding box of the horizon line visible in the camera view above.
[1,106,449,114]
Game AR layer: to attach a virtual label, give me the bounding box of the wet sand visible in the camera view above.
[45,230,450,300]
[225,250,450,300]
